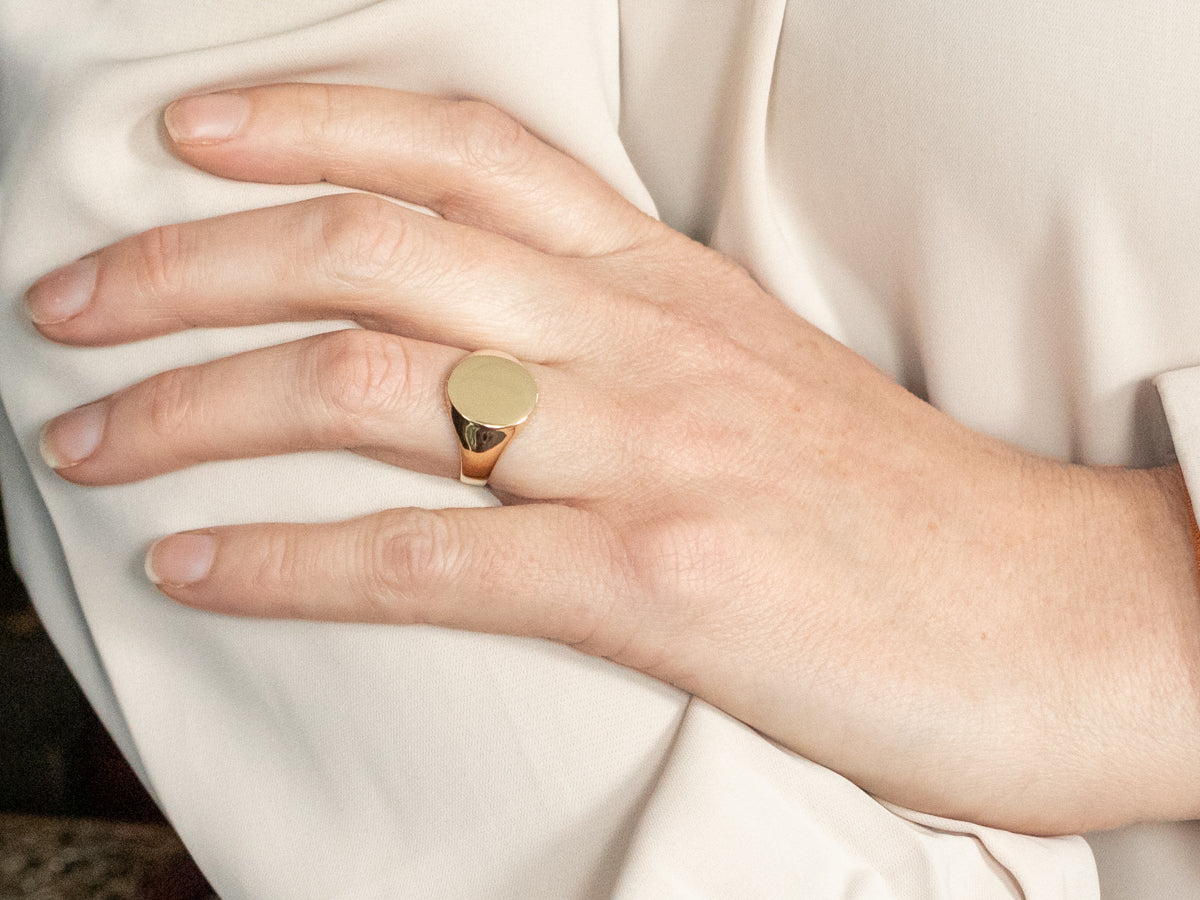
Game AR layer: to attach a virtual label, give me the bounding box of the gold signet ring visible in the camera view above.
[446,350,538,486]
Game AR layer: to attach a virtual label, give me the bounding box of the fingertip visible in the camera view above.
[39,401,107,473]
[165,92,250,145]
[145,532,217,587]
[24,255,98,326]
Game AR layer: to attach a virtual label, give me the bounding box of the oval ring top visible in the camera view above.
[446,352,538,429]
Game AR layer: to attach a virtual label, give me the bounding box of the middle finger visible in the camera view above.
[26,193,588,360]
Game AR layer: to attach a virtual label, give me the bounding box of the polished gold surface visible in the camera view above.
[446,350,537,486]
[446,352,537,428]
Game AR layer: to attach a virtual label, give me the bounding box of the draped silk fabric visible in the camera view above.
[3,2,1199,896]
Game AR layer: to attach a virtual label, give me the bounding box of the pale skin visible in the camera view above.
[25,83,1200,837]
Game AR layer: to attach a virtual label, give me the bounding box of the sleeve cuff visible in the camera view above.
[1154,368,1200,569]
[1155,366,1200,496]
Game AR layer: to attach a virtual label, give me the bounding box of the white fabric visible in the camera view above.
[1,1,1197,896]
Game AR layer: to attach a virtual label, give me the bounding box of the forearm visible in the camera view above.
[897,457,1200,833]
[1062,462,1200,828]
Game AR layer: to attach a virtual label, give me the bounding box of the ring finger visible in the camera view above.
[38,328,605,499]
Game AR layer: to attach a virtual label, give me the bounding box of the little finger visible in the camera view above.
[144,506,641,665]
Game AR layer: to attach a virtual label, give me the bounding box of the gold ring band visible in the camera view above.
[446,350,538,486]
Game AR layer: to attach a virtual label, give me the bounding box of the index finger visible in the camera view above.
[163,83,657,257]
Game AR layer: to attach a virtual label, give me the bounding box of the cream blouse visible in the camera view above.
[2,1,1198,897]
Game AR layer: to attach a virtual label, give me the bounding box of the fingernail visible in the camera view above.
[39,401,107,470]
[24,255,98,325]
[145,533,217,586]
[164,92,249,144]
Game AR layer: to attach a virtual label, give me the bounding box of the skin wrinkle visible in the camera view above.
[129,222,191,307]
[309,329,414,441]
[315,193,421,293]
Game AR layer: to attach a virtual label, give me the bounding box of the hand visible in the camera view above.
[27,84,1200,835]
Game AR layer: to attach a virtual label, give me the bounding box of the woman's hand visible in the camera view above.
[26,84,1200,835]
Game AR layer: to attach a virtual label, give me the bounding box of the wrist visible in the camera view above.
[1051,462,1200,829]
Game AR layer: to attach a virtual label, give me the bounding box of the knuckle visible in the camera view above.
[129,223,190,300]
[556,519,633,652]
[312,193,413,288]
[307,329,412,434]
[444,99,534,177]
[623,514,745,611]
[247,529,307,605]
[143,366,199,440]
[302,83,361,145]
[367,511,459,619]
